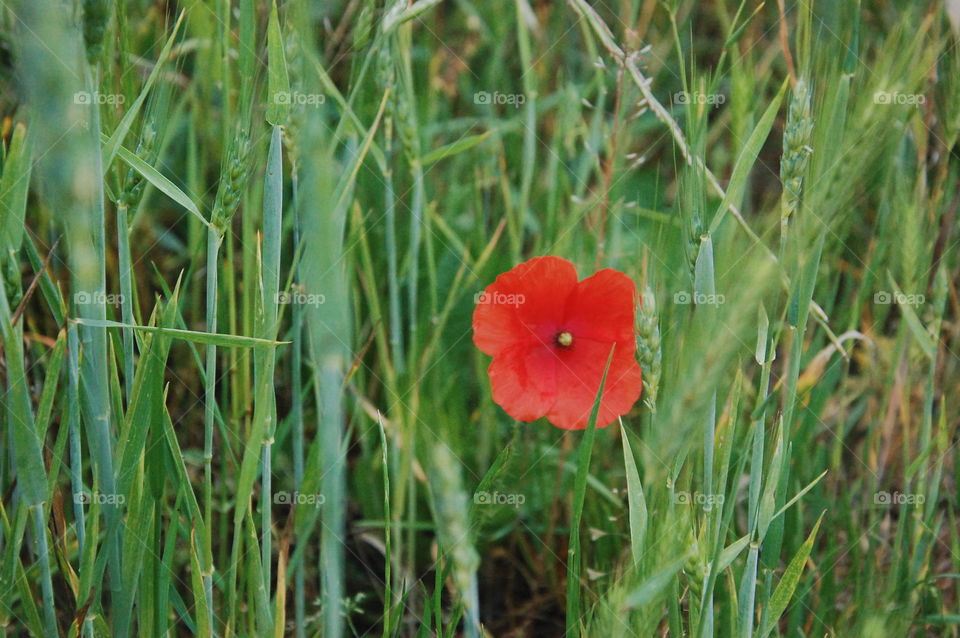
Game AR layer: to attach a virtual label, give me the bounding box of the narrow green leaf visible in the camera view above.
[0,273,46,507]
[332,89,391,214]
[758,512,825,638]
[566,346,615,637]
[109,138,208,227]
[888,273,935,358]
[620,421,647,566]
[710,79,789,233]
[73,317,286,348]
[769,470,827,523]
[717,534,751,573]
[382,0,443,33]
[421,131,492,166]
[755,304,770,365]
[758,419,785,540]
[0,122,32,253]
[693,234,716,298]
[189,529,212,638]
[265,1,290,126]
[623,557,688,609]
[101,11,186,172]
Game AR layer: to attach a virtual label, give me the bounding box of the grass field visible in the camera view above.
[1,0,960,635]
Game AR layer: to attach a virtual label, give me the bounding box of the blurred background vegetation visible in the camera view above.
[1,0,959,636]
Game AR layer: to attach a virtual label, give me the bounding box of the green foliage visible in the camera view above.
[1,1,958,636]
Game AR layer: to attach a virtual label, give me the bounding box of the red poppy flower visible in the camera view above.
[472,256,642,430]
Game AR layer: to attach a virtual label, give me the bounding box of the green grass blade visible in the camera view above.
[758,512,825,638]
[566,346,616,637]
[73,317,286,348]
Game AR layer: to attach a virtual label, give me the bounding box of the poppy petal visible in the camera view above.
[487,343,558,421]
[545,338,642,430]
[473,256,578,356]
[564,268,638,347]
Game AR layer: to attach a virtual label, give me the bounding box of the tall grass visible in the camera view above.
[2,1,959,636]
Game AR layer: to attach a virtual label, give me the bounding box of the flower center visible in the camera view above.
[555,331,574,348]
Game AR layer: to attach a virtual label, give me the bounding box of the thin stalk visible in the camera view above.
[68,324,86,552]
[290,162,306,638]
[0,268,55,636]
[380,41,404,373]
[202,226,221,636]
[406,161,424,363]
[261,434,273,594]
[396,25,424,361]
[31,507,58,636]
[116,202,134,402]
[566,349,615,637]
[738,314,774,638]
[83,59,123,604]
[515,0,536,260]
[378,416,392,638]
[383,117,404,372]
[260,125,284,597]
[686,226,717,638]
